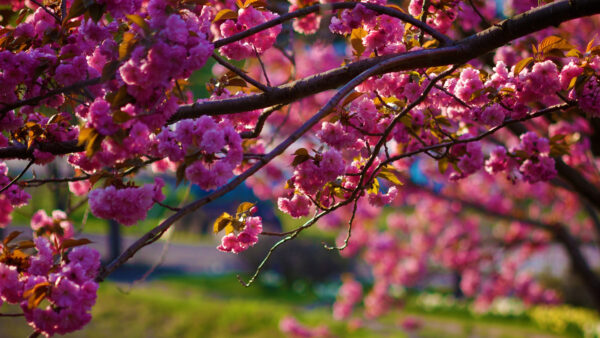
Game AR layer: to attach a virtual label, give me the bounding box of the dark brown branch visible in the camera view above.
[3,0,600,160]
[30,0,61,23]
[154,200,181,212]
[21,174,91,187]
[409,181,600,311]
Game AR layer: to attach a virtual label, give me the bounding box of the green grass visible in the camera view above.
[0,275,574,338]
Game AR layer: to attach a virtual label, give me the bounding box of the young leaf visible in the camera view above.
[119,32,137,60]
[64,0,86,23]
[213,212,233,233]
[438,157,449,174]
[61,238,93,250]
[513,57,534,76]
[15,240,35,250]
[3,231,22,245]
[236,202,255,216]
[367,178,380,195]
[378,166,404,186]
[126,14,149,32]
[213,9,238,22]
[23,282,50,310]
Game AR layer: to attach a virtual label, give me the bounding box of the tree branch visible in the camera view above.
[3,0,600,160]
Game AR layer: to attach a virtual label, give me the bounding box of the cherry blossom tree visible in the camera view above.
[1,0,600,335]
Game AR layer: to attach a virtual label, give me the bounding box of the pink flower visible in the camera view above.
[278,194,311,218]
[68,180,91,196]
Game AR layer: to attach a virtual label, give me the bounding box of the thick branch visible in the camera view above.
[172,0,600,120]
[3,0,600,160]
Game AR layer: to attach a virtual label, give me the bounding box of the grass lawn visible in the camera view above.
[0,274,572,337]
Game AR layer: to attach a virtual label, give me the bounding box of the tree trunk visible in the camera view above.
[551,224,600,312]
[108,220,122,262]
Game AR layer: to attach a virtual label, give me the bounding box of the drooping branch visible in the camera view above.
[0,160,34,194]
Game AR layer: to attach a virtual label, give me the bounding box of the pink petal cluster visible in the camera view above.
[333,277,363,320]
[217,216,263,253]
[88,178,165,226]
[218,7,282,60]
[279,316,331,337]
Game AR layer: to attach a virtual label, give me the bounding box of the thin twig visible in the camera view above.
[214,2,453,48]
[30,0,61,23]
[254,46,272,87]
[0,77,102,115]
[419,0,431,44]
[154,200,181,212]
[0,160,34,194]
[323,195,360,250]
[467,0,492,29]
[212,53,271,92]
[240,104,284,139]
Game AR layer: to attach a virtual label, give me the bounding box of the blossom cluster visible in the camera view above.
[217,6,282,60]
[156,116,243,191]
[0,210,100,337]
[332,276,363,320]
[88,178,165,226]
[217,216,263,253]
[0,162,31,227]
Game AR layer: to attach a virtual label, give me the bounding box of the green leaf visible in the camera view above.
[113,110,133,123]
[119,32,137,60]
[87,3,105,22]
[101,60,119,81]
[438,157,449,174]
[64,0,86,23]
[175,164,187,187]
